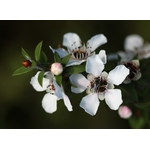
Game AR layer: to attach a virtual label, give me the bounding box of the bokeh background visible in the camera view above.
[0,20,150,129]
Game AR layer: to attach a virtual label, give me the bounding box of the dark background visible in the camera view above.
[0,20,150,129]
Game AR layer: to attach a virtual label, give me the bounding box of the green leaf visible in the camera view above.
[119,83,138,102]
[12,66,32,76]
[135,102,150,109]
[40,51,48,62]
[31,60,36,68]
[127,83,139,102]
[55,74,62,86]
[35,41,43,62]
[12,60,36,76]
[61,54,71,65]
[38,70,45,87]
[21,48,31,60]
[129,116,146,129]
[64,65,85,75]
[54,52,61,63]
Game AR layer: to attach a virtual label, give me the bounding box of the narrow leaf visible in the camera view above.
[12,60,36,76]
[38,70,45,87]
[21,48,31,60]
[55,74,62,86]
[135,102,150,109]
[35,41,43,62]
[61,54,71,65]
[64,65,85,75]
[119,83,138,102]
[31,60,36,68]
[40,51,48,62]
[54,52,61,63]
[12,66,32,76]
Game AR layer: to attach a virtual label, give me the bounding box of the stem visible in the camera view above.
[35,63,50,71]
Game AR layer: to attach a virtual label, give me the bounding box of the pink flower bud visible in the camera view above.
[118,105,132,119]
[50,62,63,75]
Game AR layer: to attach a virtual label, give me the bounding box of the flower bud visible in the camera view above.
[22,60,32,68]
[50,62,63,75]
[118,105,132,119]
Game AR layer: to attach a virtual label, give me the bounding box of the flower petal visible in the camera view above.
[49,46,68,58]
[107,65,129,85]
[70,74,90,93]
[117,51,134,62]
[101,71,108,78]
[63,32,81,50]
[105,89,123,110]
[123,78,131,84]
[66,59,86,67]
[124,34,144,52]
[98,93,105,101]
[61,85,73,111]
[87,73,95,81]
[133,72,142,81]
[131,59,140,66]
[30,71,49,92]
[107,53,118,61]
[87,34,107,52]
[98,50,107,64]
[107,83,114,89]
[80,93,100,116]
[53,80,63,99]
[140,44,150,59]
[42,93,58,113]
[86,55,104,77]
[71,87,86,94]
[44,71,54,82]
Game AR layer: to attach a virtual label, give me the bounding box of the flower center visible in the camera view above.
[89,77,108,93]
[71,42,90,60]
[72,50,89,60]
[124,62,140,79]
[47,83,55,94]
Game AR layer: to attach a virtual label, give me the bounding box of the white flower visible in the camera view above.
[138,43,150,59]
[30,71,72,113]
[123,59,141,84]
[50,32,107,66]
[69,52,129,116]
[118,105,132,119]
[118,34,150,61]
[124,34,144,52]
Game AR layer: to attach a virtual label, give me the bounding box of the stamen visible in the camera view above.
[89,77,108,94]
[124,61,140,80]
[70,42,90,60]
[72,50,89,60]
[47,83,55,94]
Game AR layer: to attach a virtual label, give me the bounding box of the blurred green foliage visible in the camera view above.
[1,20,150,129]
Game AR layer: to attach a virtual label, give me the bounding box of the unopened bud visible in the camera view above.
[118,105,132,119]
[50,62,63,75]
[22,60,32,68]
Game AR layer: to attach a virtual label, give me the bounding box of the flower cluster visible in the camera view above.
[13,33,150,128]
